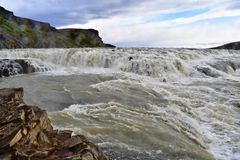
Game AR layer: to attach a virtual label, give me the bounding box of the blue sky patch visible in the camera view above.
[146,8,209,22]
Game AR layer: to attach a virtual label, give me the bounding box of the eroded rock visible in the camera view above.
[0,59,50,78]
[0,88,108,160]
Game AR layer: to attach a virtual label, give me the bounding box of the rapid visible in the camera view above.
[0,48,239,160]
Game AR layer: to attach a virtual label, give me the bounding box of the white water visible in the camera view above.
[0,48,239,160]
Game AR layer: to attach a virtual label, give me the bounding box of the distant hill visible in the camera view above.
[211,42,240,50]
[0,6,114,49]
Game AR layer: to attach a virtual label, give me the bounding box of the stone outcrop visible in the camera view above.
[196,66,220,78]
[0,6,115,49]
[0,59,48,77]
[0,88,108,160]
[211,41,240,50]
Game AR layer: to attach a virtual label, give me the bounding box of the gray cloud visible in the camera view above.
[0,0,238,26]
[0,0,149,26]
[226,1,240,10]
[0,0,231,26]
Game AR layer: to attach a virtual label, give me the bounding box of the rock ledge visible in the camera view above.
[0,88,108,160]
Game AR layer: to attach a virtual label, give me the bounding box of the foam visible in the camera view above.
[1,48,239,159]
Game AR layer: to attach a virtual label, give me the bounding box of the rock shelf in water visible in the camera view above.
[0,88,108,160]
[0,59,49,77]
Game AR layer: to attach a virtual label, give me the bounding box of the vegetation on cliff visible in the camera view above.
[0,6,114,49]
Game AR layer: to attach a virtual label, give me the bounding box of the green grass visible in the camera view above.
[0,16,104,47]
[0,16,15,32]
[78,35,100,47]
[22,26,38,45]
[0,16,21,38]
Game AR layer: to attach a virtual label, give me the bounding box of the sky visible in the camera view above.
[0,0,240,48]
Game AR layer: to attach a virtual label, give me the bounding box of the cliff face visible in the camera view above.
[0,6,114,48]
[212,42,240,50]
[0,88,108,160]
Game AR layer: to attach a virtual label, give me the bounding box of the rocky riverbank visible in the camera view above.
[0,88,108,160]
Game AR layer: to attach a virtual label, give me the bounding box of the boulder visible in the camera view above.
[196,66,221,78]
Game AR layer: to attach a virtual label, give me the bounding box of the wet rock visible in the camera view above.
[128,56,133,61]
[196,66,221,78]
[0,59,43,77]
[104,58,110,68]
[0,88,108,160]
[229,100,240,108]
[2,68,9,77]
[15,59,35,74]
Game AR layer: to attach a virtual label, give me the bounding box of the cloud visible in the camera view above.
[0,0,228,25]
[0,0,149,25]
[59,15,240,48]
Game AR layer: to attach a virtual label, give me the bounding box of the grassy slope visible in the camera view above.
[0,15,105,48]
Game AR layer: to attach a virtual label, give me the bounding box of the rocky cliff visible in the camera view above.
[212,41,240,50]
[0,88,108,160]
[0,6,114,48]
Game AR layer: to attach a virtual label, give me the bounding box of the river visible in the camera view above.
[0,48,239,160]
